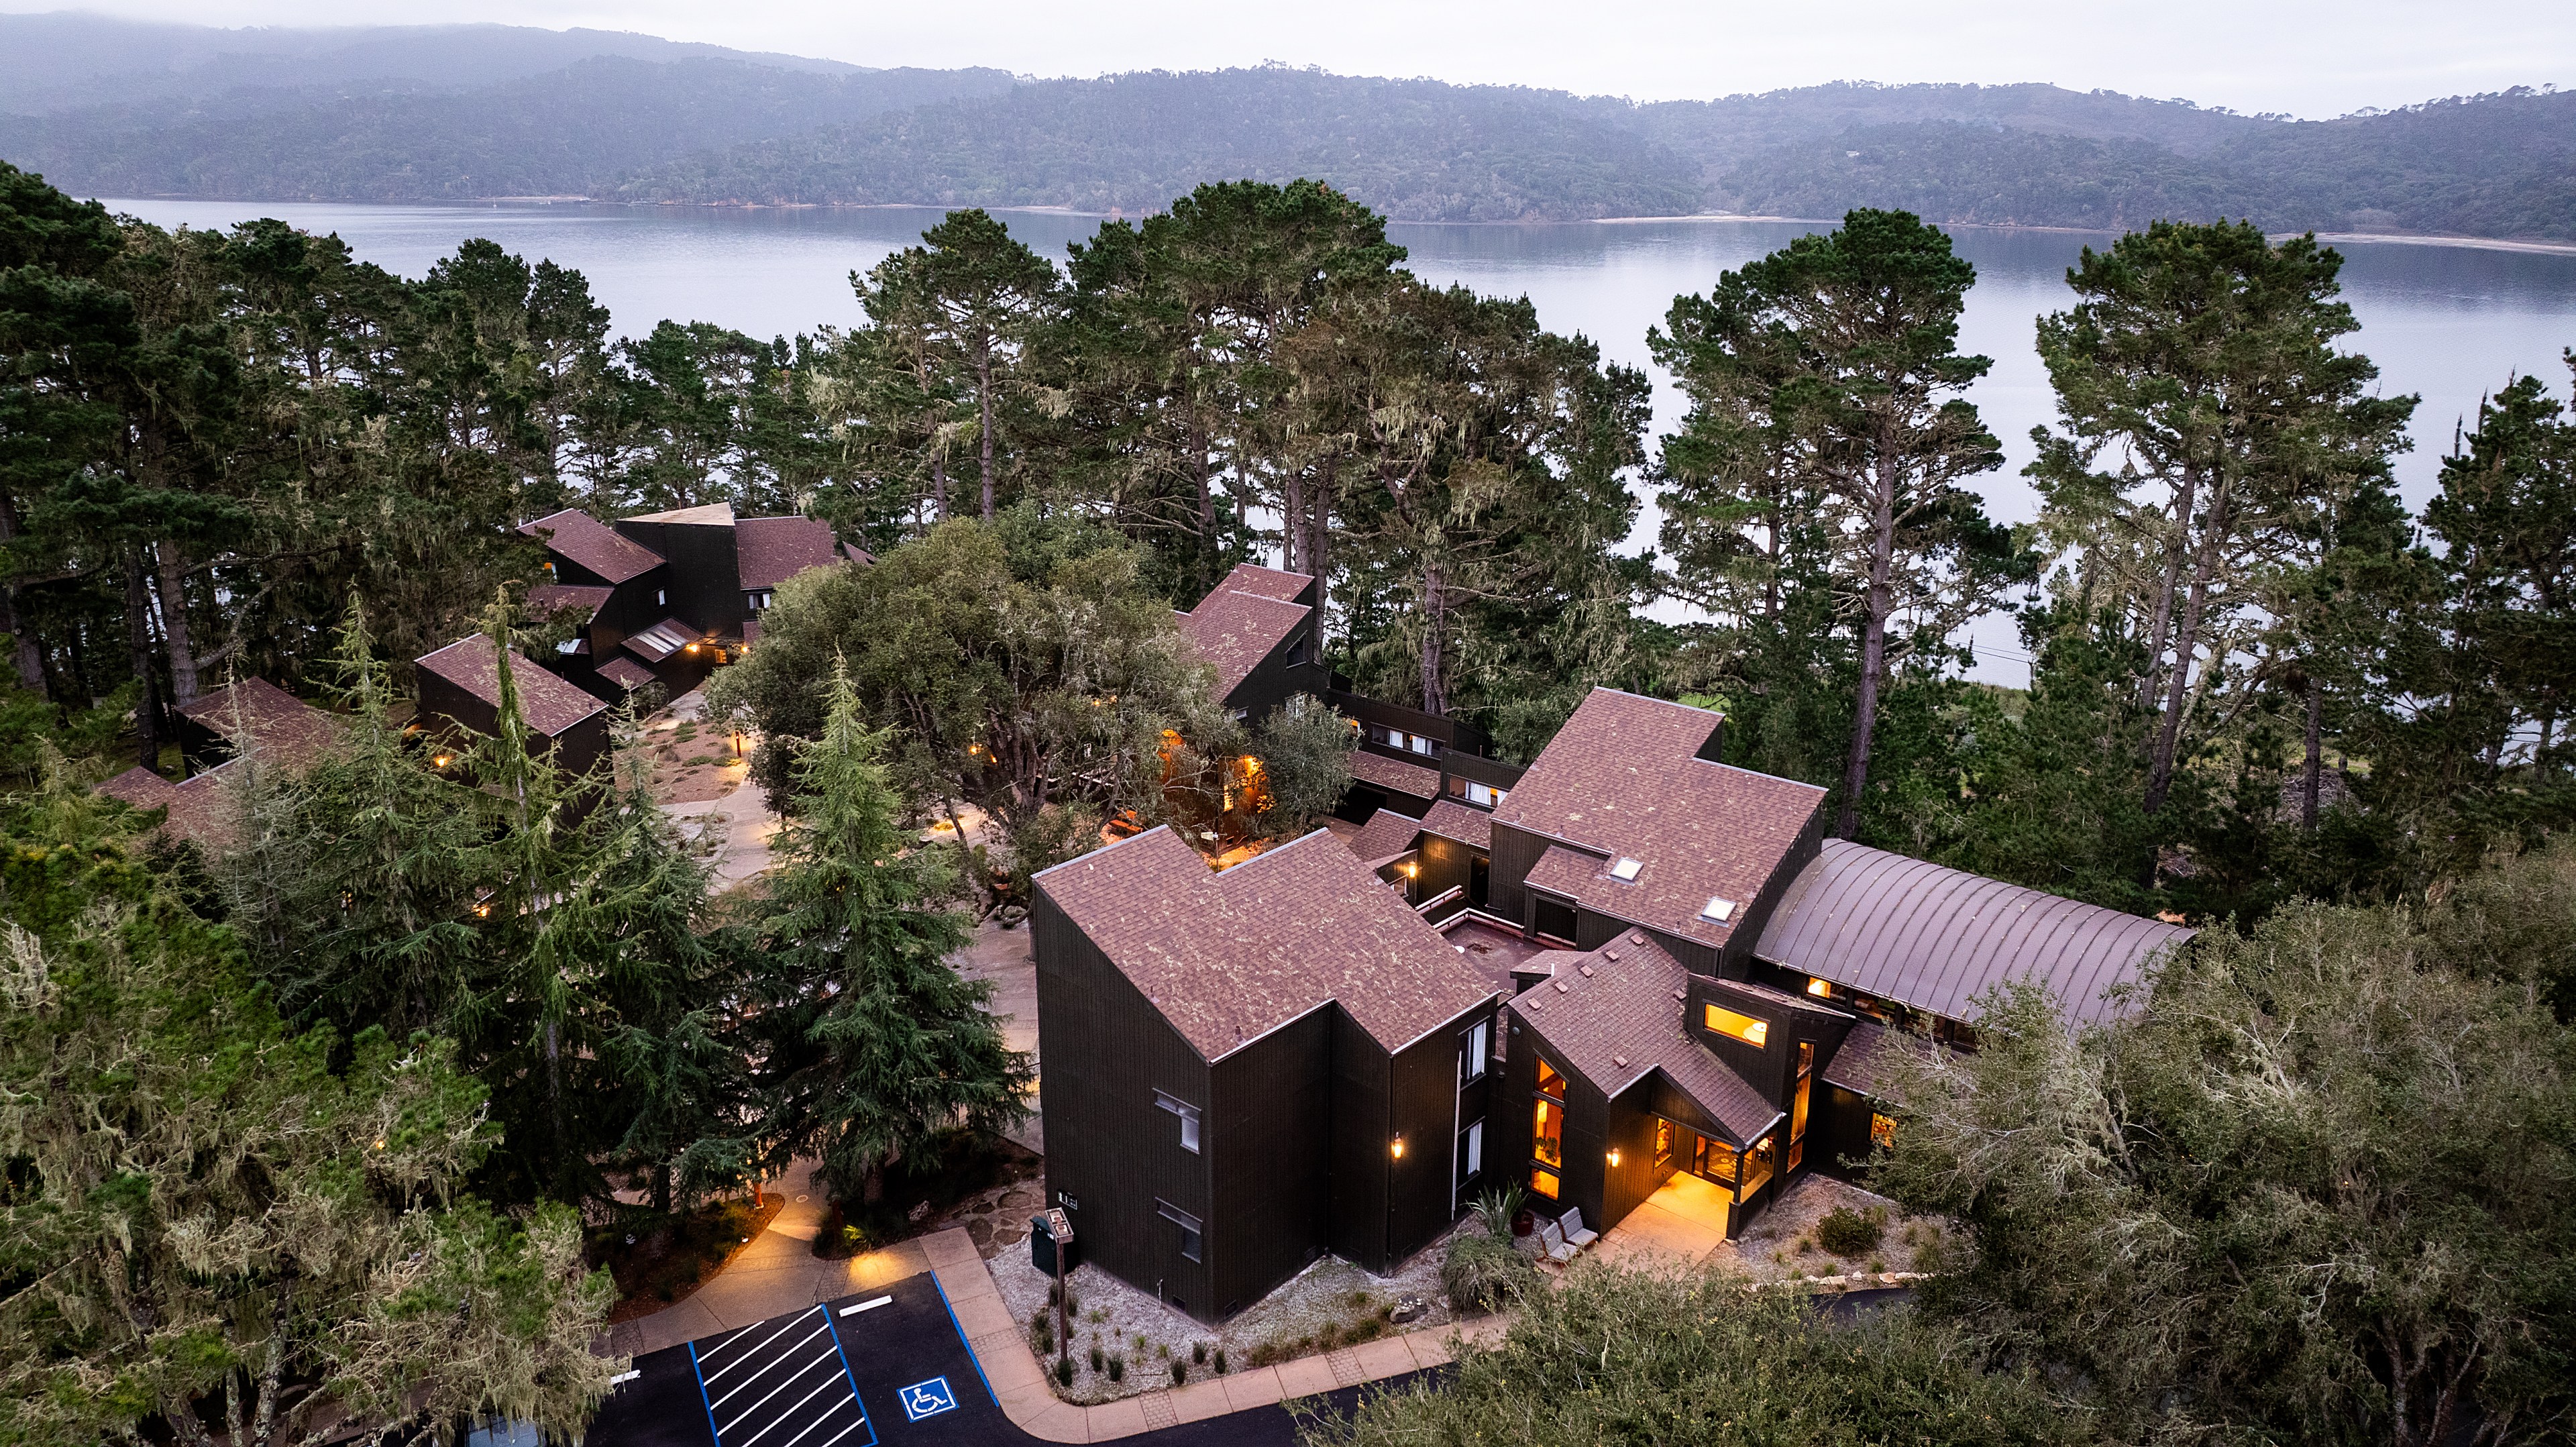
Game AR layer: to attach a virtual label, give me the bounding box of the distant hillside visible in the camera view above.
[1,17,2570,242]
[0,57,1016,201]
[618,68,1707,221]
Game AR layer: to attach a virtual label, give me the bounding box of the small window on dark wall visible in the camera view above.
[1458,1019,1491,1085]
[1155,1091,1201,1153]
[1157,1200,1203,1263]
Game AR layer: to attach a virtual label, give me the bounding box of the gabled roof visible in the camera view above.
[1174,564,1313,702]
[1494,689,1824,949]
[528,583,613,622]
[1344,806,1426,869]
[1349,749,1440,800]
[735,515,861,590]
[596,655,657,692]
[1756,839,2195,1026]
[1820,1019,1920,1099]
[99,680,343,849]
[1037,826,1493,1062]
[415,635,608,739]
[1419,799,1493,851]
[521,508,663,584]
[1511,930,1780,1144]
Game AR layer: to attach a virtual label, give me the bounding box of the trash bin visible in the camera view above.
[1030,1208,1077,1277]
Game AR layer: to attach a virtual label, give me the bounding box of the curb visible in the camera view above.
[917,1228,1510,1442]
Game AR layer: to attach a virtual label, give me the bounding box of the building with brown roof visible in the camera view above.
[520,503,862,702]
[1032,825,1503,1320]
[413,634,611,782]
[95,678,343,850]
[1171,564,1327,717]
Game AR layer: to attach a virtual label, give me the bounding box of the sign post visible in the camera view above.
[1044,1206,1074,1370]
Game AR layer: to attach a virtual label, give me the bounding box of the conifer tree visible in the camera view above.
[745,659,1031,1204]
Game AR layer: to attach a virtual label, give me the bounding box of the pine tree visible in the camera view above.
[746,659,1031,1204]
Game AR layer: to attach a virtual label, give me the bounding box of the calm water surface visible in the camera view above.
[102,199,2576,683]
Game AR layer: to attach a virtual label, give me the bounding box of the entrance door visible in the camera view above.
[1470,856,1490,907]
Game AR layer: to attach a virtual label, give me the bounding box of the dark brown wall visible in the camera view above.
[1386,1007,1488,1264]
[1600,1079,1670,1232]
[1329,689,1495,759]
[1495,1008,1615,1233]
[616,519,741,638]
[1207,1008,1334,1318]
[1487,821,1550,930]
[1325,1010,1393,1271]
[1031,891,1217,1313]
[1814,1084,1882,1183]
[1440,753,1527,792]
[1414,835,1479,906]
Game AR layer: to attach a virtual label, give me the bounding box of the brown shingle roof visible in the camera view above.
[1511,930,1780,1143]
[521,508,663,584]
[1419,799,1493,851]
[1344,806,1424,868]
[1349,749,1440,800]
[1174,564,1313,702]
[1038,826,1493,1061]
[596,655,657,692]
[1756,839,2194,1026]
[180,678,341,770]
[415,635,607,738]
[528,583,612,621]
[1819,1020,1920,1099]
[1494,689,1824,948]
[735,515,853,590]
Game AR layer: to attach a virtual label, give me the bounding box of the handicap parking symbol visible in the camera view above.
[897,1377,957,1423]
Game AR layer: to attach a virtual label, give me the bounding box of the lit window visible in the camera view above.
[1608,857,1643,882]
[1155,1091,1201,1153]
[1806,977,1833,998]
[1529,1167,1560,1199]
[1871,1112,1896,1150]
[1536,1059,1566,1100]
[1701,896,1736,922]
[1533,1098,1563,1168]
[656,588,666,606]
[1459,1020,1491,1085]
[1457,1120,1483,1186]
[1409,733,1434,755]
[1704,1004,1769,1047]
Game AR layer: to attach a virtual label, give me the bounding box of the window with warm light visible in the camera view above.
[1739,1134,1776,1199]
[1806,977,1833,998]
[1532,1098,1562,1168]
[1703,1004,1769,1047]
[1529,1167,1560,1199]
[1871,1112,1897,1150]
[1654,1119,1673,1167]
[1536,1059,1566,1100]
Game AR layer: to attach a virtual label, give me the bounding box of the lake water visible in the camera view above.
[101,198,2576,684]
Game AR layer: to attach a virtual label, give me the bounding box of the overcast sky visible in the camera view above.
[11,0,2571,117]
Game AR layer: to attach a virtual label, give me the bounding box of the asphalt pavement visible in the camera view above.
[588,1269,1433,1447]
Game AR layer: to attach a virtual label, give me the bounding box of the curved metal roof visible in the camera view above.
[1754,840,2192,1026]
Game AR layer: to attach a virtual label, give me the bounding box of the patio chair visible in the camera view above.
[1539,1217,1578,1265]
[1560,1207,1599,1250]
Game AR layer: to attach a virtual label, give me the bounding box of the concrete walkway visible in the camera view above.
[919,1227,1509,1442]
[1590,1173,1735,1269]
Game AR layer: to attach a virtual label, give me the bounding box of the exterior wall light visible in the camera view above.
[1607,1148,1621,1168]
[432,754,452,769]
[685,641,700,653]
[1390,1136,1406,1160]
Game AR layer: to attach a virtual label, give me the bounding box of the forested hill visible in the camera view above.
[2,15,2571,239]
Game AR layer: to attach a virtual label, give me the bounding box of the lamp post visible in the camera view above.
[1045,1206,1074,1373]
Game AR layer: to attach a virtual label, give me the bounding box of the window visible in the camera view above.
[1155,1091,1201,1153]
[1457,1120,1483,1186]
[1536,1058,1566,1100]
[1700,896,1737,923]
[1157,1201,1203,1263]
[1408,733,1434,756]
[1608,857,1643,882]
[1458,1020,1491,1085]
[655,588,667,606]
[1529,1166,1560,1199]
[1806,977,1833,999]
[1532,1097,1563,1168]
[1703,1004,1769,1047]
[1790,1041,1813,1143]
[1654,1119,1673,1167]
[1694,1134,1738,1185]
[1871,1112,1897,1150]
[1739,1135,1777,1200]
[1470,782,1506,808]
[746,590,774,614]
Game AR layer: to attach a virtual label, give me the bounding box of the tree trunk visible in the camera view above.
[544,1017,566,1186]
[2144,479,2229,816]
[2137,466,2199,714]
[929,441,949,525]
[1418,561,1446,717]
[2301,669,2324,830]
[0,490,46,698]
[976,341,996,521]
[123,547,168,773]
[1190,412,1216,595]
[1307,454,1335,596]
[154,540,201,706]
[1283,465,1306,574]
[1834,445,1899,841]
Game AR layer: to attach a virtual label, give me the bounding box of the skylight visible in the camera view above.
[1701,896,1737,922]
[1609,857,1643,881]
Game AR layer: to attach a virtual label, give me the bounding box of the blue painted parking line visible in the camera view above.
[896,1379,956,1424]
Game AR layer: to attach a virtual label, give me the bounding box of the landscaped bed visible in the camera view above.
[987,1216,1478,1405]
[590,1190,784,1324]
[1715,1174,1955,1283]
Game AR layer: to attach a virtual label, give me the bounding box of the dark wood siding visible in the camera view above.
[1487,821,1550,930]
[1386,1006,1487,1263]
[1414,835,1479,905]
[1206,1007,1333,1318]
[1325,1010,1392,1271]
[615,519,741,638]
[1030,892,1216,1311]
[1814,1084,1883,1183]
[1600,1079,1670,1231]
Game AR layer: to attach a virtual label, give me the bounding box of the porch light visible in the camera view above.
[1390,1136,1406,1160]
[1403,862,1418,877]
[432,753,452,768]
[1607,1148,1621,1168]
[686,641,700,653]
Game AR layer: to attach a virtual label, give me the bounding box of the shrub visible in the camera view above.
[1089,1344,1104,1372]
[1054,1354,1073,1387]
[1107,1354,1125,1383]
[1470,1182,1527,1240]
[1192,1341,1208,1364]
[1442,1230,1538,1314]
[1214,1348,1228,1375]
[1171,1358,1187,1385]
[1817,1206,1884,1258]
